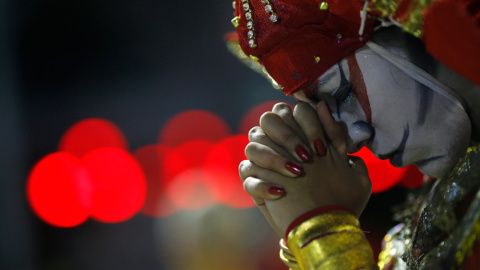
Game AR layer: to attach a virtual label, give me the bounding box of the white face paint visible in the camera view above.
[293,47,471,179]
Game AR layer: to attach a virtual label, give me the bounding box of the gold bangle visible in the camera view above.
[287,211,377,270]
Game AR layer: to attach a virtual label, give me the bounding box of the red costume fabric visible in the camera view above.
[233,0,375,95]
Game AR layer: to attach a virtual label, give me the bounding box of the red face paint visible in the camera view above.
[347,55,372,124]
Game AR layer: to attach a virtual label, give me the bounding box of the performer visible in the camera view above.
[227,0,480,269]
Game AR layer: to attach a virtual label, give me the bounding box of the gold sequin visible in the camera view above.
[319,1,329,10]
[231,16,240,28]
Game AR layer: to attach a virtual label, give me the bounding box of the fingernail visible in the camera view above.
[314,139,326,156]
[295,145,311,161]
[285,162,303,175]
[269,186,284,196]
[325,102,332,116]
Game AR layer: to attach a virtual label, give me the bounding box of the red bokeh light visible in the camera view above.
[163,140,217,210]
[58,118,128,158]
[27,152,93,227]
[399,165,425,188]
[134,145,177,217]
[238,101,293,134]
[83,147,147,223]
[203,135,254,208]
[355,147,408,193]
[159,110,232,146]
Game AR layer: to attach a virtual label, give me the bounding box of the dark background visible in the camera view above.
[0,1,405,269]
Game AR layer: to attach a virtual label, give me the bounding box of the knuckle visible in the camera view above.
[248,127,266,142]
[238,160,250,172]
[259,112,277,125]
[272,102,292,114]
[244,142,260,156]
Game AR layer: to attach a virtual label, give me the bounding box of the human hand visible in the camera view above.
[239,101,371,236]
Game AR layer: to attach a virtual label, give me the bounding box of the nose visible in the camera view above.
[345,121,375,153]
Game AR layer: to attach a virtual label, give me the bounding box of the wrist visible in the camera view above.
[285,205,355,241]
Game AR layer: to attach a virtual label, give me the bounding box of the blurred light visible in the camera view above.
[203,135,254,208]
[134,145,178,217]
[355,147,408,193]
[159,110,231,146]
[163,140,217,210]
[83,147,147,223]
[238,101,292,134]
[58,118,128,158]
[399,165,425,188]
[27,152,92,227]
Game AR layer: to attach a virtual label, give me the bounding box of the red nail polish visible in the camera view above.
[314,139,326,156]
[295,145,311,161]
[285,162,302,175]
[269,186,284,196]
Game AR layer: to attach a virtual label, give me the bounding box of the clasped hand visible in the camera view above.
[239,101,372,236]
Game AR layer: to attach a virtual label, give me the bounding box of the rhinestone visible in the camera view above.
[241,0,247,2]
[249,39,256,48]
[270,14,278,22]
[248,30,254,38]
[261,0,268,3]
[314,56,321,64]
[232,1,236,9]
[265,4,272,13]
[247,21,253,29]
[337,34,342,39]
[243,3,249,11]
[245,12,252,20]
[319,2,329,10]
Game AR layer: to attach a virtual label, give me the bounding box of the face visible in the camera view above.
[293,47,472,179]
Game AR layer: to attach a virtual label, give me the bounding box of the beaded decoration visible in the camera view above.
[233,0,279,48]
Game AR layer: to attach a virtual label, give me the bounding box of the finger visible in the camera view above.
[248,126,292,159]
[244,176,284,237]
[260,112,311,162]
[243,176,285,201]
[271,102,308,143]
[244,143,303,177]
[293,102,327,157]
[317,101,347,158]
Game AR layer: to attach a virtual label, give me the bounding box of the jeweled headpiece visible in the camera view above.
[227,0,480,94]
[229,0,375,95]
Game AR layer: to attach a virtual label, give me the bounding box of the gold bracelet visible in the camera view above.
[287,211,377,270]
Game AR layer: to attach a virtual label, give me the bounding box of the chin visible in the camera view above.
[415,156,459,179]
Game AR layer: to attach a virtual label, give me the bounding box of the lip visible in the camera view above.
[377,150,403,167]
[376,125,410,167]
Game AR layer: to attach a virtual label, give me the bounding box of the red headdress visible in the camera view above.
[229,0,375,95]
[227,0,480,95]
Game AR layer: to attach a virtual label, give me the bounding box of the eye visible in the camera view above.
[332,80,353,104]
